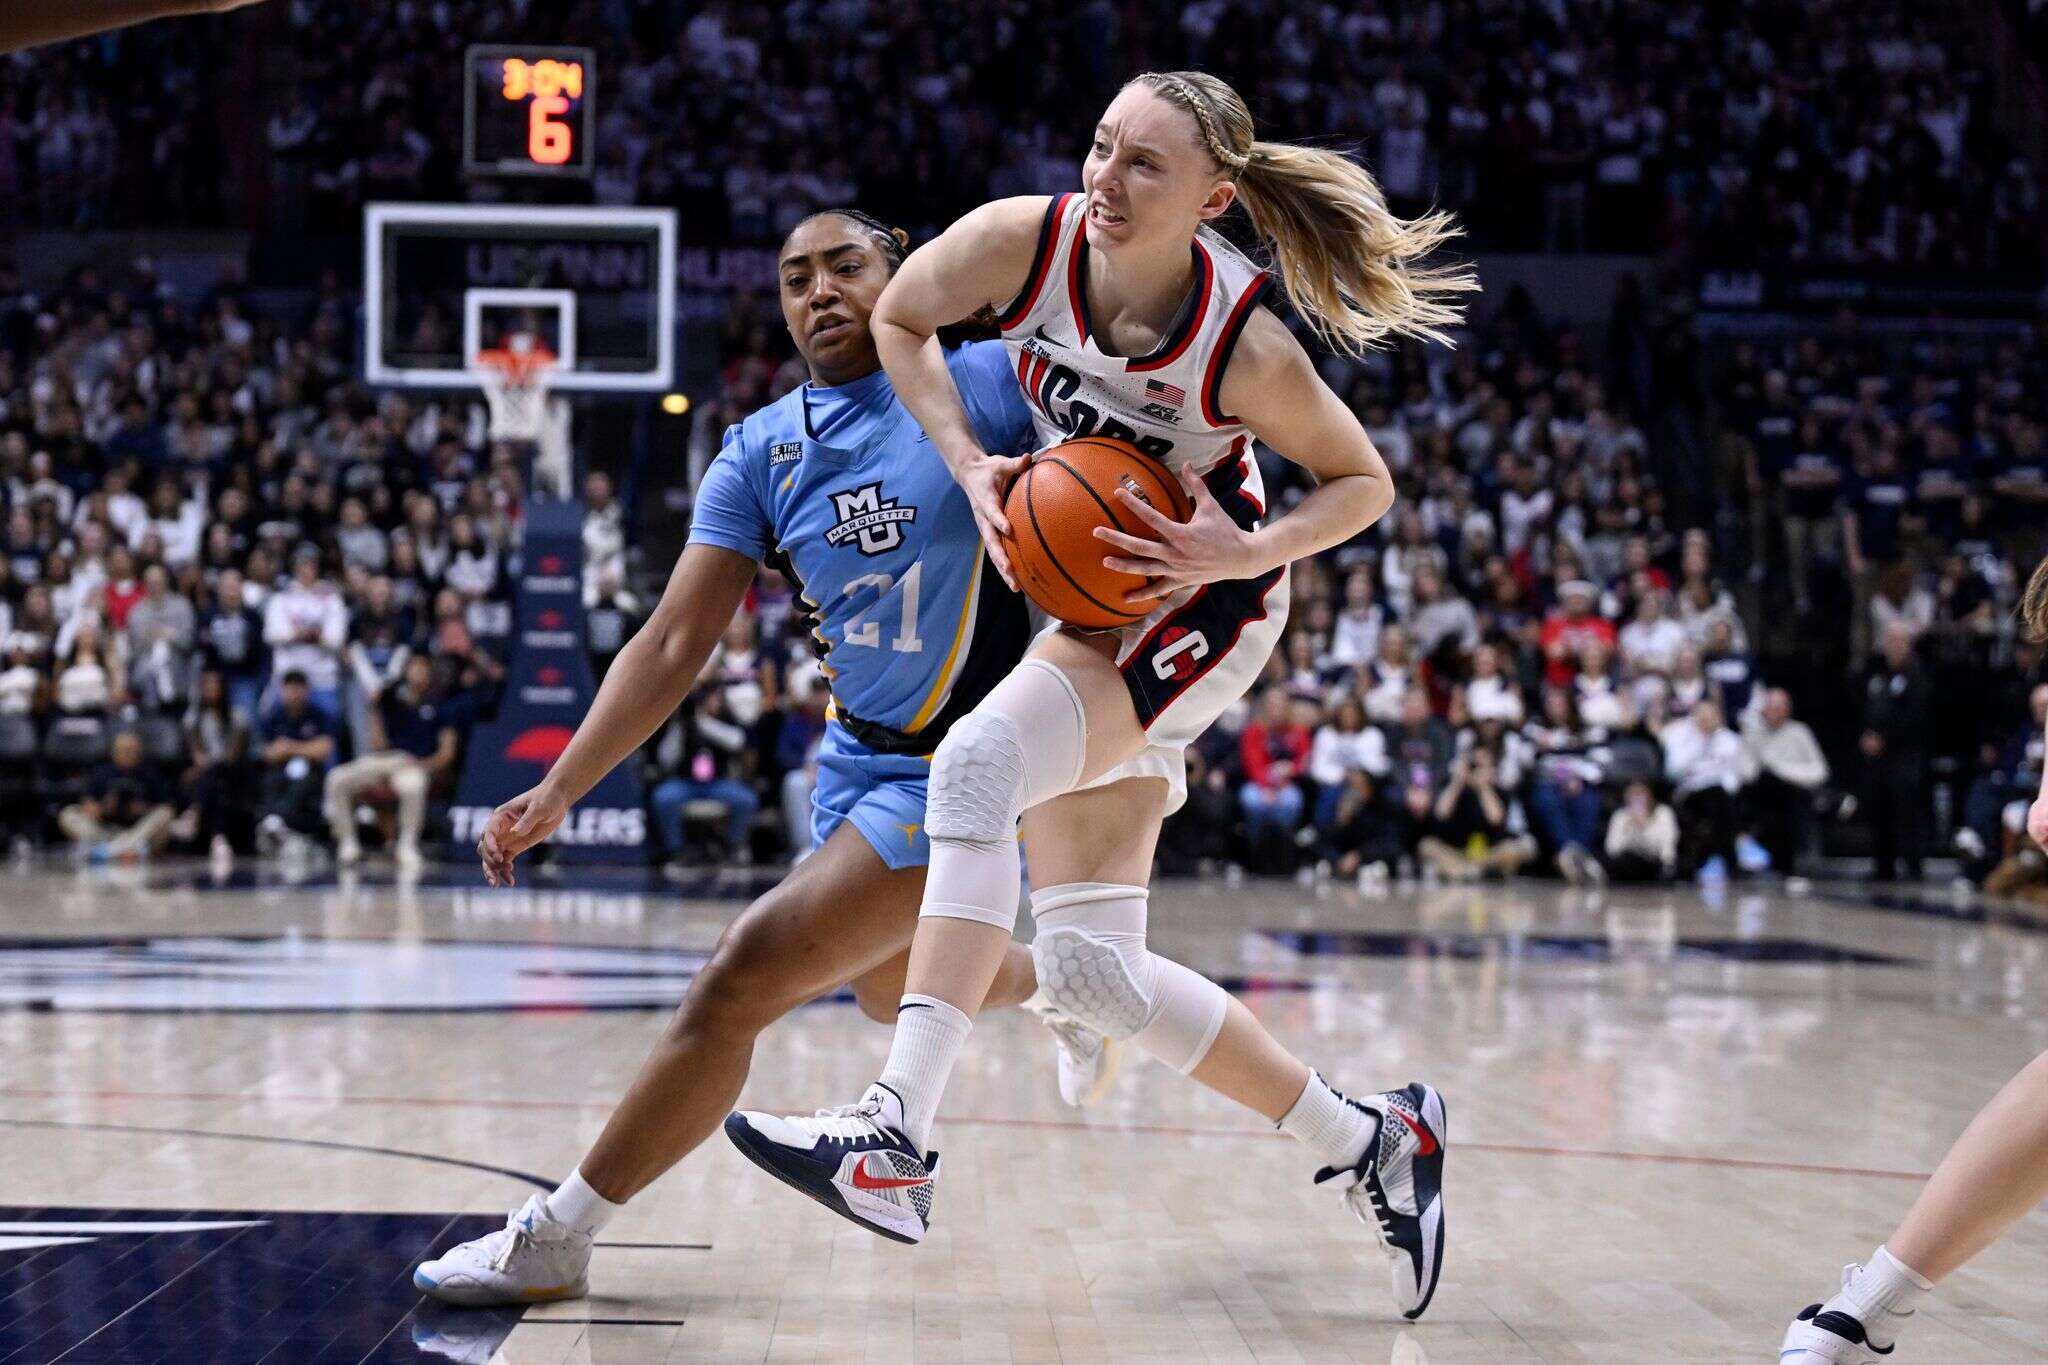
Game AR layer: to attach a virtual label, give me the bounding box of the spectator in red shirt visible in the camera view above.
[1239,687,1311,865]
[1540,579,1616,687]
[102,544,145,629]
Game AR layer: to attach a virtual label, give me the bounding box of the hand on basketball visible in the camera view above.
[478,784,568,887]
[1096,465,1259,606]
[958,451,1029,591]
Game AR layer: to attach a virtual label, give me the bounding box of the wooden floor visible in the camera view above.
[3,862,2047,1362]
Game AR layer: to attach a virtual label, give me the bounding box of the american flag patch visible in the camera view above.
[1144,378,1186,406]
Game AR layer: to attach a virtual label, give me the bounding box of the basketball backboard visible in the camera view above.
[363,203,675,392]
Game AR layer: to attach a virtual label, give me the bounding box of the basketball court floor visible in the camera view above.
[3,861,2046,1363]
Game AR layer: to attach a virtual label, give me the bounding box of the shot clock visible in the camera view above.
[463,44,596,178]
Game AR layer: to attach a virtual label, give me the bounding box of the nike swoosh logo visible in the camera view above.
[850,1156,930,1191]
[1390,1107,1439,1157]
[1033,325,1056,344]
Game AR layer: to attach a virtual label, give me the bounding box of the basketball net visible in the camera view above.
[475,332,557,443]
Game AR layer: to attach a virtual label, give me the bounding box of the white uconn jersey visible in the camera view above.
[996,192,1273,511]
[991,192,1292,813]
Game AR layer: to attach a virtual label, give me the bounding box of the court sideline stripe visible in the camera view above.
[0,1116,555,1191]
[0,1091,1933,1183]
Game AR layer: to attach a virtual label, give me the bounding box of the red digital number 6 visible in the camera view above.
[528,94,572,165]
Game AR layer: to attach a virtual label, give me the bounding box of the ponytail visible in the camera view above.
[1130,71,1477,355]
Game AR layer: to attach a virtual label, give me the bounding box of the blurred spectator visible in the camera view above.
[54,615,124,716]
[1523,686,1608,885]
[59,730,174,862]
[126,563,196,712]
[1417,747,1536,881]
[1742,688,1831,876]
[182,667,251,858]
[1661,699,1746,879]
[650,690,758,872]
[254,669,339,856]
[1309,696,1388,832]
[1861,623,1933,881]
[1956,682,2048,872]
[1239,688,1311,872]
[202,569,269,722]
[264,547,349,716]
[1322,770,1411,880]
[1604,780,1679,883]
[1541,581,1614,687]
[323,653,456,869]
[1386,687,1455,792]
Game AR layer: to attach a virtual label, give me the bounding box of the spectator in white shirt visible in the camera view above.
[1604,780,1678,882]
[1464,642,1526,727]
[1327,567,1386,671]
[1618,588,1687,679]
[138,477,204,568]
[1359,624,1418,724]
[1309,696,1390,831]
[263,546,350,715]
[1741,687,1830,874]
[1660,699,1746,876]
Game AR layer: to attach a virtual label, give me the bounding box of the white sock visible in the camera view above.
[1839,1244,1934,1341]
[877,993,972,1152]
[1277,1071,1377,1170]
[542,1167,623,1236]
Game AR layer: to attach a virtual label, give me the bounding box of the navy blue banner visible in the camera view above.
[452,500,647,863]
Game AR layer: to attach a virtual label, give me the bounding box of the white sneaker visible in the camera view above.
[413,1194,591,1306]
[1314,1082,1448,1320]
[335,836,363,865]
[1781,1264,1914,1362]
[725,1082,937,1244]
[395,840,425,872]
[1022,991,1122,1107]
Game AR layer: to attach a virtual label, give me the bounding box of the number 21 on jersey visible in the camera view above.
[842,563,923,653]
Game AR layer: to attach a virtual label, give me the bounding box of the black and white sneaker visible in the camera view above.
[724,1083,937,1244]
[1781,1264,1909,1362]
[1314,1082,1447,1320]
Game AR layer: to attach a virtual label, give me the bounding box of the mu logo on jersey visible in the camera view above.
[1018,338,1177,461]
[826,482,917,555]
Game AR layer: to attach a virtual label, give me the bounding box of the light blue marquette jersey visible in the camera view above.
[687,340,1036,867]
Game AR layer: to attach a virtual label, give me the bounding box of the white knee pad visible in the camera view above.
[920,660,1088,933]
[926,659,1087,845]
[1029,882,1228,1074]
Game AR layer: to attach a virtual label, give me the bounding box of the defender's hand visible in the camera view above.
[479,785,568,887]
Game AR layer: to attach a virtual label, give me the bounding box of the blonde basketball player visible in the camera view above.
[1780,557,2048,1360]
[727,70,1476,1319]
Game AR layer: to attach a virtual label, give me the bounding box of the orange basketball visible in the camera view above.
[1000,436,1194,629]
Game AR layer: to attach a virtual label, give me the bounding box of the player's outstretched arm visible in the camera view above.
[479,543,756,885]
[871,196,1048,588]
[0,0,266,54]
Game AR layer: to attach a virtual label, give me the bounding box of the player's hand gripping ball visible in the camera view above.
[998,437,1196,629]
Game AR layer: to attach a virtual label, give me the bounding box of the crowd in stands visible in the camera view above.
[5,0,2040,273]
[4,229,2046,887]
[0,256,520,865]
[678,280,2048,890]
[4,0,2046,884]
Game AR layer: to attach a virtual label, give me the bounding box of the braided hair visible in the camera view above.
[788,208,1001,344]
[799,207,910,269]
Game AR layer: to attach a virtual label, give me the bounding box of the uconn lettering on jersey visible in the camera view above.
[1016,333,1178,463]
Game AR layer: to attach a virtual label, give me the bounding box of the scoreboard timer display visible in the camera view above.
[463,45,596,178]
